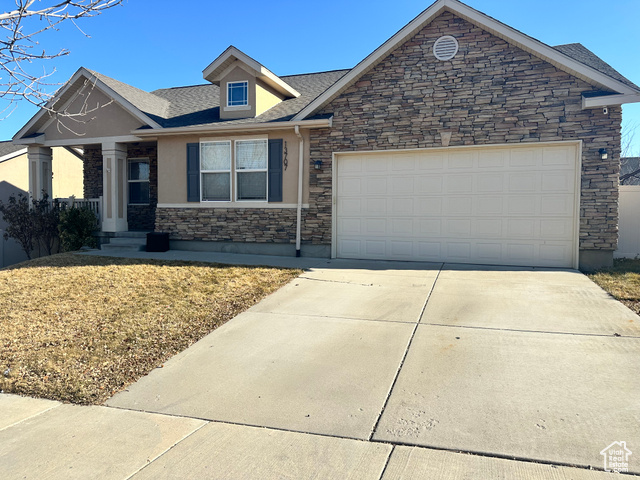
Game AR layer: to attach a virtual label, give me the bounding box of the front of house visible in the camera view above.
[13,0,640,270]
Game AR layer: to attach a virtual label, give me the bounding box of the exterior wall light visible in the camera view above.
[314,160,322,170]
[599,148,608,160]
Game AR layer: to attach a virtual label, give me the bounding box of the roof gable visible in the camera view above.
[202,46,300,99]
[293,0,640,121]
[13,68,168,142]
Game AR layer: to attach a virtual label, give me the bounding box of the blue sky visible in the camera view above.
[2,0,639,154]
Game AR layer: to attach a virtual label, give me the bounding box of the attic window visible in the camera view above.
[433,36,459,61]
[228,81,248,107]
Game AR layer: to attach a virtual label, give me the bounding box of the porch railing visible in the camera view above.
[55,196,102,227]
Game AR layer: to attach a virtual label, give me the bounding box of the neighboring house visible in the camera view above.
[621,157,640,185]
[12,0,640,270]
[0,141,84,267]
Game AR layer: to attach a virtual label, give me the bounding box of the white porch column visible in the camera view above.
[27,146,53,200]
[101,142,128,232]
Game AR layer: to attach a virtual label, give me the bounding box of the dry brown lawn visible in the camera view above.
[0,253,300,405]
[588,258,640,315]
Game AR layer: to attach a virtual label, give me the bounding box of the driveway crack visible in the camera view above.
[367,264,444,441]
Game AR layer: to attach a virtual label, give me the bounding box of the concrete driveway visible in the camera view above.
[3,255,639,479]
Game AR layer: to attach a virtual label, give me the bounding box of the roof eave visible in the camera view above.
[582,93,640,108]
[130,117,333,137]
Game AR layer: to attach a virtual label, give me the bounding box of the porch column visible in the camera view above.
[101,142,128,232]
[27,146,53,200]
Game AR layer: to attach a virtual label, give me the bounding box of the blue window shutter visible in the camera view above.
[187,143,200,202]
[268,139,283,203]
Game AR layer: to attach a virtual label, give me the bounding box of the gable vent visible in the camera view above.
[433,36,459,61]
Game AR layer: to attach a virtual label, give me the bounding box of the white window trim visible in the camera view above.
[128,157,150,205]
[200,140,232,202]
[227,80,249,107]
[235,139,268,202]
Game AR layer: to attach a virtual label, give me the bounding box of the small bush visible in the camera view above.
[58,207,98,252]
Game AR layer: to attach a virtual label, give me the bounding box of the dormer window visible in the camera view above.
[227,81,248,107]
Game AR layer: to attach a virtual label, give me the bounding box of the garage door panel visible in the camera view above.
[446,219,472,236]
[542,172,573,192]
[444,197,473,215]
[336,144,577,268]
[477,197,504,215]
[391,177,414,194]
[417,154,445,170]
[543,147,573,166]
[477,174,504,192]
[446,175,474,193]
[478,150,505,168]
[448,152,474,169]
[509,148,538,167]
[337,198,362,216]
[416,198,443,215]
[508,173,539,192]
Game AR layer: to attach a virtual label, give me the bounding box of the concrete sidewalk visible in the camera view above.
[2,252,639,478]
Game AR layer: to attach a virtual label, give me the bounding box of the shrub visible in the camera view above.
[0,193,36,259]
[58,207,98,252]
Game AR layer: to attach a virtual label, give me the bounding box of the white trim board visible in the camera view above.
[157,203,309,209]
[294,0,639,121]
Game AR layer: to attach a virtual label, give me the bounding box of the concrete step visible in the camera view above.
[113,231,150,239]
[101,243,146,252]
[108,237,147,246]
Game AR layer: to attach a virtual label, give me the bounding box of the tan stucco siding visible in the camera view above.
[219,66,257,120]
[52,149,84,198]
[0,148,83,199]
[43,88,145,141]
[157,130,310,205]
[256,81,284,116]
[0,153,29,193]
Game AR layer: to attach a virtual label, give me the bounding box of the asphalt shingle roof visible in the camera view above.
[0,140,26,158]
[151,69,349,129]
[553,43,640,91]
[79,43,636,132]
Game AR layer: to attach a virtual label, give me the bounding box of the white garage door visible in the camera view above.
[335,144,579,268]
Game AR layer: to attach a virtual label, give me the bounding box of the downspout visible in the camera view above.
[294,125,304,257]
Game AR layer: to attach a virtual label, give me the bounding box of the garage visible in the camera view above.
[333,143,580,268]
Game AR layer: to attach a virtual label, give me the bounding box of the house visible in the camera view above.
[621,157,640,185]
[12,0,640,270]
[0,141,84,267]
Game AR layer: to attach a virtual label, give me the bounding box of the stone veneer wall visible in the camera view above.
[127,144,158,231]
[155,208,298,242]
[83,145,102,199]
[306,11,622,251]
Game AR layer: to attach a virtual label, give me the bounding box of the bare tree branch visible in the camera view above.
[0,0,123,116]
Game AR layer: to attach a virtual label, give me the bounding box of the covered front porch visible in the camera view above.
[27,141,158,234]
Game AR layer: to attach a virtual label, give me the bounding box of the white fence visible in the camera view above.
[616,186,640,259]
[55,197,102,227]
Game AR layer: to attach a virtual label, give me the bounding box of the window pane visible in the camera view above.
[202,172,230,201]
[237,172,267,200]
[228,81,248,106]
[129,182,149,204]
[129,160,149,181]
[236,140,267,170]
[201,142,230,171]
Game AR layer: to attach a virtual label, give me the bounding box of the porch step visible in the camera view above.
[100,231,150,252]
